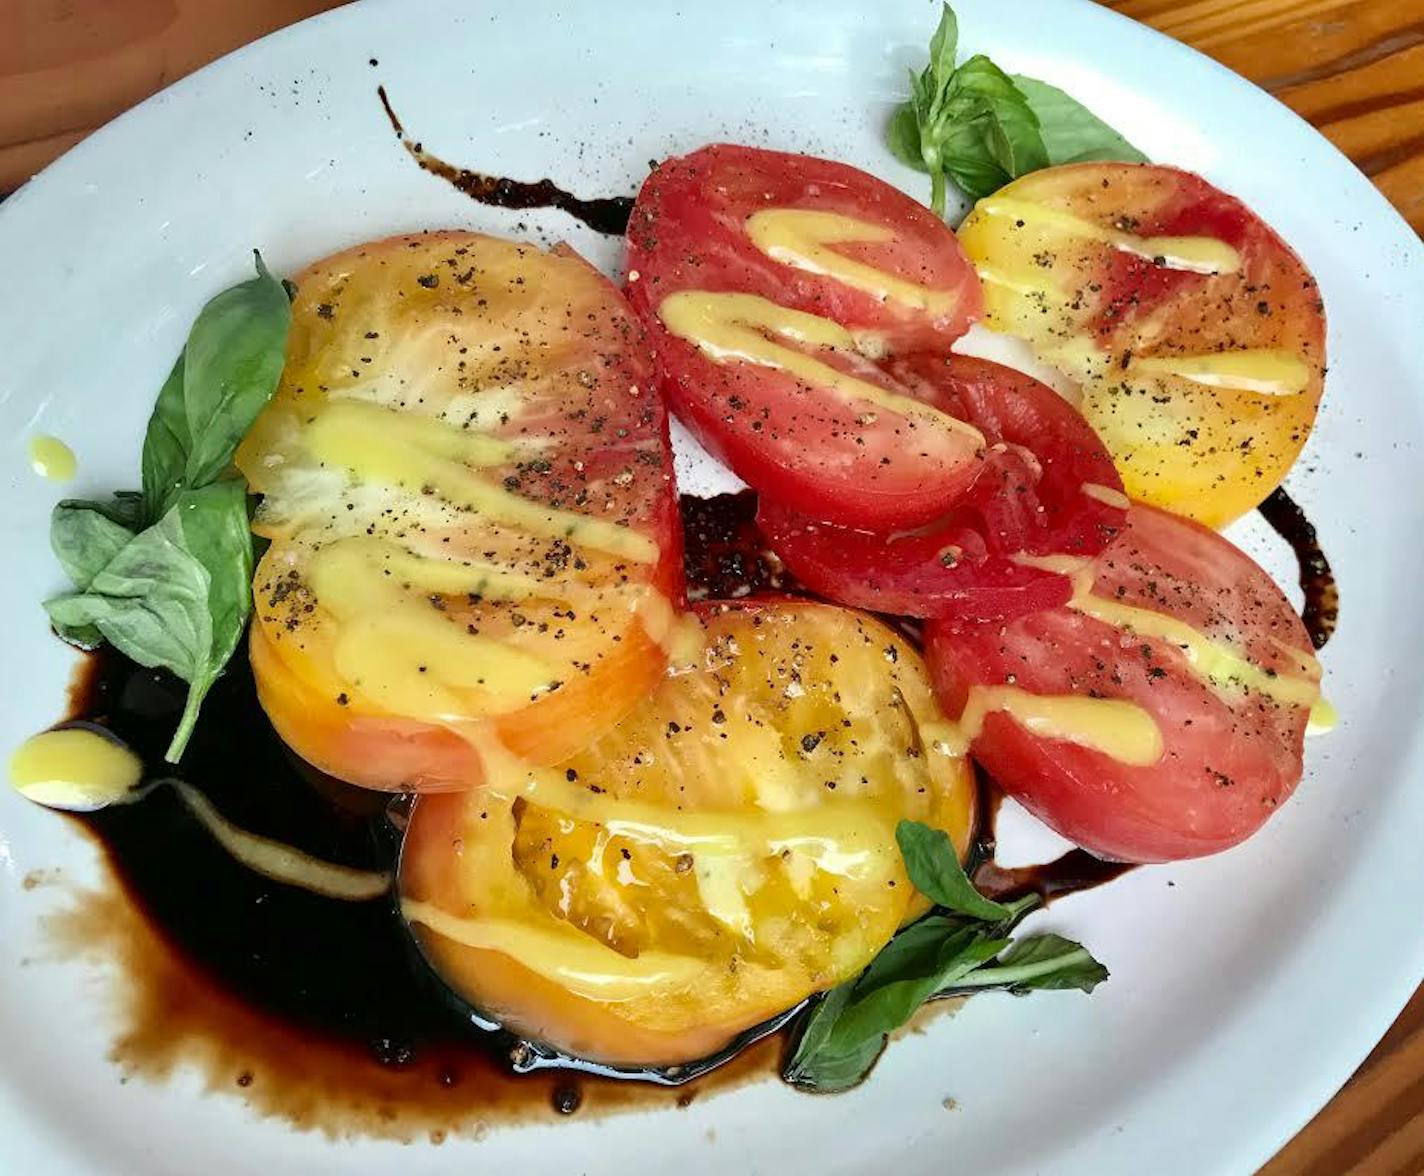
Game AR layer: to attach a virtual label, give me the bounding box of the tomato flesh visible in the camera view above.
[759,354,1128,623]
[957,163,1326,527]
[626,144,987,529]
[925,503,1320,862]
[400,601,976,1067]
[235,232,680,792]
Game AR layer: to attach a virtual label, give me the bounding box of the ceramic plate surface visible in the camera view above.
[2,1,1422,1173]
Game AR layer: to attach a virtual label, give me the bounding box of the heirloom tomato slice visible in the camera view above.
[626,144,987,529]
[926,503,1322,863]
[235,232,680,792]
[958,163,1326,526]
[401,601,976,1066]
[759,354,1128,623]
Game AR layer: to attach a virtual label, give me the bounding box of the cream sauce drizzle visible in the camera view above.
[926,688,1164,765]
[402,899,704,1000]
[1129,350,1312,396]
[975,196,1243,275]
[9,733,389,901]
[1081,482,1131,509]
[1016,553,1323,708]
[657,290,985,444]
[9,728,142,810]
[744,208,958,313]
[305,400,658,563]
[172,782,391,901]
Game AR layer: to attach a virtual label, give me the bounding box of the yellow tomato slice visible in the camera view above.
[399,601,976,1067]
[235,232,680,791]
[958,164,1326,527]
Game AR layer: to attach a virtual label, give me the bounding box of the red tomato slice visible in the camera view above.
[925,502,1322,862]
[625,144,987,529]
[235,232,681,792]
[758,354,1128,623]
[958,163,1326,526]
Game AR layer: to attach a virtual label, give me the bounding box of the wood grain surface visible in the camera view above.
[4,1,1422,1172]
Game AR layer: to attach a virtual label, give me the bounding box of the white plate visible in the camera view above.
[2,1,1422,1173]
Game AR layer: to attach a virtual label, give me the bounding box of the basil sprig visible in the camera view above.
[782,820,1108,1093]
[888,4,1147,214]
[43,253,290,762]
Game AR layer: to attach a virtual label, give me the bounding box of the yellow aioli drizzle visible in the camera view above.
[172,782,390,901]
[1307,697,1338,734]
[1128,350,1312,396]
[939,686,1164,765]
[307,543,560,721]
[975,263,1058,299]
[313,536,548,601]
[462,724,901,940]
[402,899,704,1000]
[304,399,658,564]
[493,772,899,884]
[28,435,77,482]
[744,209,958,314]
[9,728,142,810]
[8,736,389,900]
[631,587,706,670]
[1081,482,1131,509]
[975,196,1243,275]
[657,290,985,445]
[1016,553,1323,708]
[315,400,524,466]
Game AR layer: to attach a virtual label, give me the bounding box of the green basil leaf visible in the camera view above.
[783,918,1008,1092]
[935,56,1049,201]
[141,252,290,520]
[141,351,190,522]
[1011,75,1148,166]
[50,501,136,590]
[161,481,254,761]
[44,508,212,682]
[925,3,959,99]
[889,6,1144,211]
[784,822,1108,1092]
[42,481,254,762]
[896,819,1012,921]
[886,102,928,173]
[48,617,106,652]
[941,933,1110,995]
[173,480,253,677]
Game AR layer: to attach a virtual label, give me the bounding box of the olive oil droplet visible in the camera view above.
[28,434,77,482]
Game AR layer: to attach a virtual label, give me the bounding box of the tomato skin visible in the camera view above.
[925,503,1318,863]
[236,232,680,792]
[400,600,977,1067]
[957,163,1326,527]
[759,354,1127,623]
[626,144,987,530]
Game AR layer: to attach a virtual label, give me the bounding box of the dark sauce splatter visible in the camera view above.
[680,491,798,601]
[377,86,633,236]
[1257,486,1338,649]
[969,781,1136,904]
[54,643,781,1138]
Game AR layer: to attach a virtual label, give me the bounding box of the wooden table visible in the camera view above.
[5,1,1422,1171]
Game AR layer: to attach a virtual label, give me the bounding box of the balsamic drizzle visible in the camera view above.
[1256,486,1338,649]
[376,86,634,235]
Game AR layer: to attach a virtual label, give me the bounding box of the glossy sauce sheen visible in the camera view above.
[377,87,633,236]
[1257,486,1338,649]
